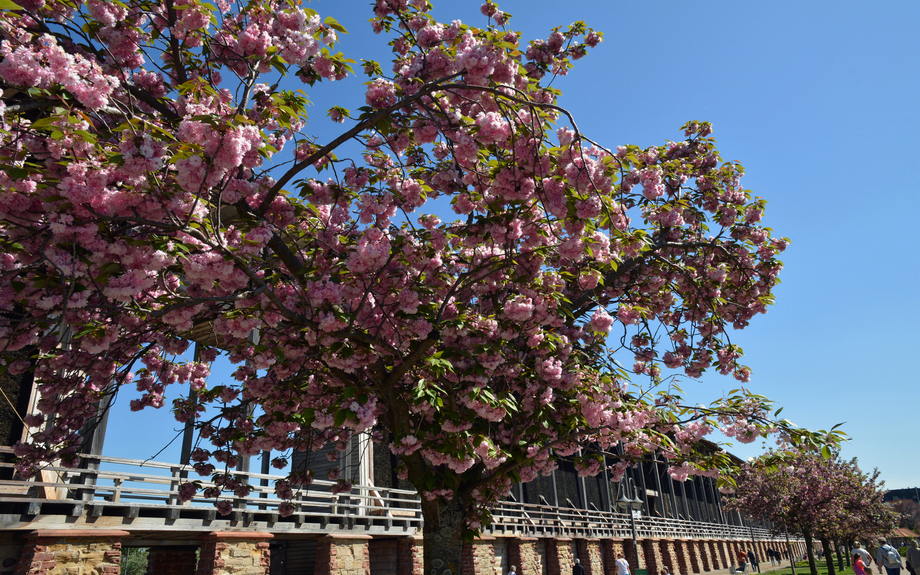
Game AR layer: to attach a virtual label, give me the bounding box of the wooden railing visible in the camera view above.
[484,499,777,541]
[0,450,787,541]
[0,450,423,533]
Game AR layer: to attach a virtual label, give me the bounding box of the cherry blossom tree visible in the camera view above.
[728,451,897,575]
[892,498,920,532]
[0,0,839,570]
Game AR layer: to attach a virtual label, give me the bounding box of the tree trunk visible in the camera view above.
[422,496,466,575]
[822,538,836,575]
[804,530,819,575]
[834,540,845,571]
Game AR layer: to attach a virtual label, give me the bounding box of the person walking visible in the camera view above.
[855,553,869,575]
[748,549,761,574]
[509,566,517,575]
[854,542,873,571]
[875,538,904,575]
[573,558,585,575]
[616,554,631,575]
[906,540,920,575]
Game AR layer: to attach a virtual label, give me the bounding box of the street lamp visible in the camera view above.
[618,478,645,574]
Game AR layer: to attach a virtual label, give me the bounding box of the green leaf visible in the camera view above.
[0,0,22,10]
[323,16,348,34]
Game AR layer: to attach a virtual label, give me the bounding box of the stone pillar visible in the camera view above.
[642,539,662,575]
[697,541,712,572]
[728,541,739,569]
[147,546,198,575]
[623,539,645,575]
[602,541,619,575]
[659,540,680,574]
[546,538,574,575]
[461,536,495,575]
[674,541,693,575]
[397,538,423,575]
[575,540,603,575]
[314,534,372,575]
[14,529,128,575]
[198,532,273,575]
[690,541,704,573]
[708,541,723,570]
[510,538,541,575]
[719,541,731,570]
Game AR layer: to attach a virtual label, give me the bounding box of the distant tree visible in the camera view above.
[892,499,920,531]
[728,451,897,575]
[121,548,148,575]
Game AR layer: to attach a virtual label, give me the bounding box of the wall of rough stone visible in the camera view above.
[512,538,543,575]
[315,536,371,575]
[197,532,271,575]
[13,530,127,575]
[462,537,497,575]
[580,539,604,575]
[4,525,800,575]
[396,538,423,575]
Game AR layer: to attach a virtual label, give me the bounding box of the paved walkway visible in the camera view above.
[695,556,888,575]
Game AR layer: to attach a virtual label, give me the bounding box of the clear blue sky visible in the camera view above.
[103,0,920,489]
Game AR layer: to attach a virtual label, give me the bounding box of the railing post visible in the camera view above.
[167,466,180,505]
[73,454,100,503]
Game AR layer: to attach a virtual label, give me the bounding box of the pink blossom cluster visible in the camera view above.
[0,35,118,110]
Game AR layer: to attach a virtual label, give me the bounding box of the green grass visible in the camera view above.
[765,560,855,575]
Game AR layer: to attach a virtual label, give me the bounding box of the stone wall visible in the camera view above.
[462,537,496,575]
[4,527,799,575]
[397,538,423,575]
[579,540,604,575]
[510,538,542,575]
[197,532,272,575]
[315,535,371,575]
[13,530,127,575]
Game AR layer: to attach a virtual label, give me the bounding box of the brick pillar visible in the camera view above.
[462,536,496,575]
[314,534,371,575]
[719,541,731,570]
[698,541,713,571]
[575,540,603,575]
[674,541,692,575]
[510,538,541,575]
[643,540,662,575]
[688,541,704,573]
[147,546,198,575]
[728,541,739,569]
[710,541,724,570]
[546,539,574,575]
[659,540,680,575]
[198,532,273,575]
[515,537,543,575]
[397,538,423,575]
[14,529,129,575]
[602,540,619,575]
[623,539,645,575]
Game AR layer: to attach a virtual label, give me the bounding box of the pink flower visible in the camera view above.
[588,308,614,333]
[215,500,232,516]
[365,79,398,109]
